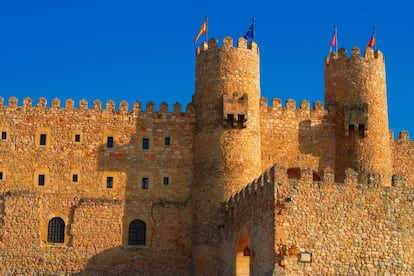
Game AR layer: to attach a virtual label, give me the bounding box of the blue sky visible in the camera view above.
[0,1,413,136]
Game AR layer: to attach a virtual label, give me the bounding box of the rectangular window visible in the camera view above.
[40,134,47,146]
[142,177,149,189]
[1,131,6,140]
[75,134,81,142]
[38,174,45,186]
[142,138,149,150]
[72,174,78,182]
[163,176,169,185]
[0,172,3,180]
[106,176,113,188]
[107,136,114,148]
[165,137,170,146]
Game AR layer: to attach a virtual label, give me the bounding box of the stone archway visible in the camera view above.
[236,226,250,276]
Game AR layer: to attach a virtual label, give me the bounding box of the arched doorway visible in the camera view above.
[236,226,250,276]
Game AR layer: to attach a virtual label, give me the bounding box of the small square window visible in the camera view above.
[40,134,47,146]
[72,174,78,182]
[38,174,45,186]
[142,177,149,189]
[165,137,170,146]
[0,172,3,180]
[107,136,114,148]
[106,176,113,188]
[75,134,81,142]
[163,177,169,185]
[1,131,7,140]
[142,138,150,150]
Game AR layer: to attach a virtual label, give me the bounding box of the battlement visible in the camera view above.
[0,96,195,118]
[259,98,328,120]
[325,47,384,66]
[224,165,409,214]
[196,37,259,56]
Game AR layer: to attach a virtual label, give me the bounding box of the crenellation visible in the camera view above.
[398,130,409,141]
[1,38,414,275]
[79,99,88,110]
[65,98,75,110]
[51,98,60,109]
[37,97,47,109]
[106,100,115,111]
[300,100,309,111]
[285,99,296,110]
[159,101,168,113]
[23,97,32,108]
[8,97,18,109]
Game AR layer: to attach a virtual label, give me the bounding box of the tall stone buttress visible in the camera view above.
[325,47,392,184]
[192,37,262,274]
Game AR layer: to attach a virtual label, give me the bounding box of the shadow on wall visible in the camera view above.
[298,115,335,177]
[74,104,193,275]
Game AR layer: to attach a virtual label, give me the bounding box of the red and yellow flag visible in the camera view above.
[367,28,376,48]
[194,18,207,44]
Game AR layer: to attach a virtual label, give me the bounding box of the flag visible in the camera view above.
[367,28,376,48]
[194,17,207,44]
[244,21,255,40]
[329,27,337,53]
[330,30,337,48]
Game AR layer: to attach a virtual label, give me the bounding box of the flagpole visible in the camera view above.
[335,26,338,54]
[205,14,208,43]
[373,26,376,51]
[252,17,255,42]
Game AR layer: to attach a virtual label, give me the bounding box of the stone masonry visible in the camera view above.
[0,36,414,275]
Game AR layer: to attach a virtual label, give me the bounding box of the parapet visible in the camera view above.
[0,96,195,118]
[260,97,328,120]
[196,37,259,56]
[325,47,384,67]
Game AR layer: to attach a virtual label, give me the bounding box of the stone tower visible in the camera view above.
[325,47,392,184]
[192,37,262,273]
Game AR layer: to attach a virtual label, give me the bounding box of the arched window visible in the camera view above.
[47,217,65,243]
[128,219,146,245]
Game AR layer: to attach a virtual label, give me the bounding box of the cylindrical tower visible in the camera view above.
[325,46,392,184]
[192,37,262,273]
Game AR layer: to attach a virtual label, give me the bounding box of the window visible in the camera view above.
[75,134,81,142]
[72,174,78,182]
[38,174,45,186]
[0,172,3,180]
[142,177,149,189]
[1,131,6,140]
[128,219,146,245]
[164,137,170,146]
[142,138,149,150]
[106,176,114,188]
[107,136,114,148]
[40,134,47,146]
[163,176,169,185]
[47,217,65,243]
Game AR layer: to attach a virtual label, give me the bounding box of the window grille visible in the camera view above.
[47,217,65,243]
[128,219,146,245]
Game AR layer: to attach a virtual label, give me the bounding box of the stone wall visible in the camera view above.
[392,130,414,186]
[0,98,194,274]
[275,167,414,275]
[260,98,336,174]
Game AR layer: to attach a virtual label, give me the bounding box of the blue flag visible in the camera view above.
[244,23,254,40]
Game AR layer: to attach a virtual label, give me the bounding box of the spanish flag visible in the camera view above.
[367,27,376,48]
[194,17,207,44]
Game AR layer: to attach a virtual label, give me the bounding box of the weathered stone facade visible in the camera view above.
[0,37,413,275]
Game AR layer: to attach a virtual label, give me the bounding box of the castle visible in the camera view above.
[1,36,414,275]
